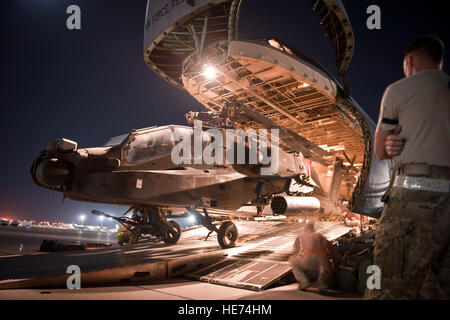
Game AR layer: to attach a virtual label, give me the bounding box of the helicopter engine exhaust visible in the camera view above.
[270,196,320,216]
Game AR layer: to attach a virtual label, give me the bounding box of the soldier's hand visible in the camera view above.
[385,126,405,157]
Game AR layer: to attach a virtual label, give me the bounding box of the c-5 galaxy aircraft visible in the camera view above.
[31,0,390,249]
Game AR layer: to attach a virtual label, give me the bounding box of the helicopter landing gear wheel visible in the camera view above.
[117,232,131,246]
[162,221,181,244]
[217,221,238,249]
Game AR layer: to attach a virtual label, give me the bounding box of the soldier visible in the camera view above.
[367,35,450,299]
[289,221,338,293]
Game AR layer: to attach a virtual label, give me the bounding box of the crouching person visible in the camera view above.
[289,221,339,293]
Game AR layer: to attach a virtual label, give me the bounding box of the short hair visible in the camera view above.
[405,35,445,63]
[305,221,315,232]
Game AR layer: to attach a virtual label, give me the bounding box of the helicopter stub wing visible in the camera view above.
[202,208,258,219]
[237,102,332,165]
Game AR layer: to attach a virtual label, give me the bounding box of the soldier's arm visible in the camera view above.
[375,86,405,160]
[375,129,405,160]
[385,126,405,157]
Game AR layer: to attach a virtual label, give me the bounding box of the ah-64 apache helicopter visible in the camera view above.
[30,0,390,249]
[30,101,336,248]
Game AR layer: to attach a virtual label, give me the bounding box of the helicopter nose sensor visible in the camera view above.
[33,158,70,188]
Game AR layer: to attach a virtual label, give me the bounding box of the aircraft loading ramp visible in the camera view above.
[185,221,352,291]
[0,221,353,291]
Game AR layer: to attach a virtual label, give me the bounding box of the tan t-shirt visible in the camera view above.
[376,69,450,168]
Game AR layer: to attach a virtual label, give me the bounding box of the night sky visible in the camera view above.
[0,0,448,224]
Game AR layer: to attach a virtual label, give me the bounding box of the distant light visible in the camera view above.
[202,65,217,80]
[99,216,104,221]
[302,83,310,88]
[188,215,196,224]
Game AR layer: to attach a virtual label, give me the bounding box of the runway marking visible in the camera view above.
[66,249,122,257]
[0,278,32,284]
[131,245,154,250]
[135,286,192,300]
[0,252,50,258]
[0,254,21,258]
[123,248,154,254]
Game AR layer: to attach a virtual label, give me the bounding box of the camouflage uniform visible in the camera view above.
[370,68,450,299]
[365,185,450,299]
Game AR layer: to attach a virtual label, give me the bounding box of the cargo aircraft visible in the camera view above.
[31,0,389,248]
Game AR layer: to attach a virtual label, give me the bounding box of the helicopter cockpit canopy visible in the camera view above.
[122,128,175,165]
[103,134,128,147]
[102,124,275,170]
[117,126,215,166]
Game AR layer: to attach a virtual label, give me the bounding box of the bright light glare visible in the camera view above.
[202,65,217,80]
[99,216,104,221]
[188,215,196,224]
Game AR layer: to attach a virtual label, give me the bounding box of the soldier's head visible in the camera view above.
[403,35,445,77]
[304,221,315,233]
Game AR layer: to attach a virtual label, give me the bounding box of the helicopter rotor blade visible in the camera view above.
[237,102,331,165]
[91,210,118,220]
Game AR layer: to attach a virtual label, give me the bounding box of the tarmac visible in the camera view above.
[0,221,361,300]
[0,279,360,300]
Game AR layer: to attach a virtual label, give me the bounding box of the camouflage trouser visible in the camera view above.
[289,255,331,288]
[364,187,450,300]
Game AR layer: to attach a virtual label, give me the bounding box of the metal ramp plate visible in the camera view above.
[186,259,292,291]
